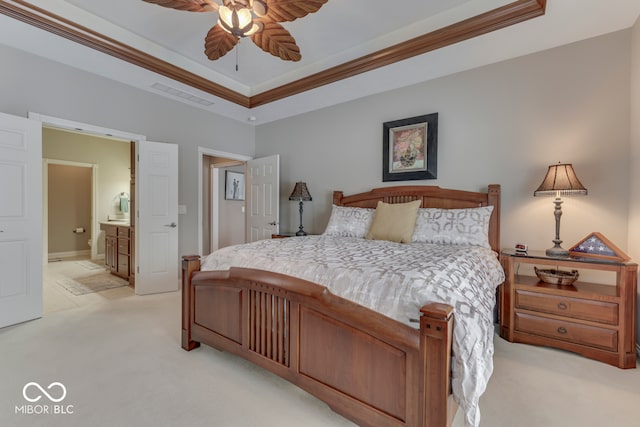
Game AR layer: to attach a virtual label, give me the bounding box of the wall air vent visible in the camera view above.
[151,83,214,106]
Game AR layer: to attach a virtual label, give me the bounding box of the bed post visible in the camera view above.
[487,184,501,253]
[182,255,201,351]
[420,302,454,427]
[332,190,344,205]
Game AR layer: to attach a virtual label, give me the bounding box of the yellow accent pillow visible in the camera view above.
[365,199,422,243]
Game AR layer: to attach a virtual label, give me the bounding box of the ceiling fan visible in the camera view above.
[142,0,329,62]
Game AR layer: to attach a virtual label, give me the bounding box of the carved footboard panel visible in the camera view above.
[182,256,456,427]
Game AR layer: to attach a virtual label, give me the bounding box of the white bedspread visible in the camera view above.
[201,235,504,427]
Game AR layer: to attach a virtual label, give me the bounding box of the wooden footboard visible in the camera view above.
[181,256,456,427]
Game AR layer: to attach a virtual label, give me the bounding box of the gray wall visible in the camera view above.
[0,43,255,256]
[256,30,631,254]
[628,16,640,346]
[256,28,637,342]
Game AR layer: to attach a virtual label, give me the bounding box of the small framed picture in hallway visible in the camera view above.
[225,170,245,201]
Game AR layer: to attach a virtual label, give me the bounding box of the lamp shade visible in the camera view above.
[289,182,312,201]
[534,163,588,196]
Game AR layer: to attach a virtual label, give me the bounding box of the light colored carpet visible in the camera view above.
[56,273,129,295]
[0,291,638,427]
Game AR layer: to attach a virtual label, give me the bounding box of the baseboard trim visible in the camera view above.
[48,250,91,260]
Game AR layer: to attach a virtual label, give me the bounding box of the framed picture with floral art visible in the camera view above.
[382,113,438,182]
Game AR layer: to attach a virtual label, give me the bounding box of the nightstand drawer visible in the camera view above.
[515,290,618,325]
[515,312,618,351]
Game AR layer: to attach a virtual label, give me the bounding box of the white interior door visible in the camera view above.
[246,155,280,242]
[136,140,179,295]
[210,166,220,252]
[0,112,42,328]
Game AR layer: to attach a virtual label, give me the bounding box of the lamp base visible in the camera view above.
[545,245,569,258]
[296,230,307,236]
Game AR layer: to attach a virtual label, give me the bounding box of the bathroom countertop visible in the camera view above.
[100,220,130,227]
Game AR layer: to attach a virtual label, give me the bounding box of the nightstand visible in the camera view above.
[499,249,637,368]
[272,232,300,238]
[272,232,317,238]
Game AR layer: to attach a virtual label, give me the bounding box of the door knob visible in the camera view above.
[165,222,177,228]
[268,221,278,226]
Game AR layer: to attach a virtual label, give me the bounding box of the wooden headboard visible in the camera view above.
[332,184,501,252]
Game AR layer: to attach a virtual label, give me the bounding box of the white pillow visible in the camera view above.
[411,206,494,248]
[323,205,374,238]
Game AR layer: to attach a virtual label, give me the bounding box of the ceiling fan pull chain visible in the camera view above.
[236,39,239,71]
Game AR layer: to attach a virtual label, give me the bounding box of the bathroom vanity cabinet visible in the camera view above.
[100,222,133,285]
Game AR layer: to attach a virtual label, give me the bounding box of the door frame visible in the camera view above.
[43,158,98,260]
[197,146,251,255]
[28,113,145,266]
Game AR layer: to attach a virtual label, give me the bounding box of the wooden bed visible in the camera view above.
[181,184,501,427]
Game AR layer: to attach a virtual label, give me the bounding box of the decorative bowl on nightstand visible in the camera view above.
[534,267,579,286]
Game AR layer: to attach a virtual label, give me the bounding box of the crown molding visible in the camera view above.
[0,0,546,109]
[250,0,546,107]
[0,0,250,107]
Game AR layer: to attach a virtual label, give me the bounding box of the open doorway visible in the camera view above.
[0,111,179,326]
[42,127,134,313]
[202,154,245,254]
[45,161,94,261]
[198,147,251,256]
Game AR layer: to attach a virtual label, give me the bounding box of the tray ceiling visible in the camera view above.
[0,1,638,124]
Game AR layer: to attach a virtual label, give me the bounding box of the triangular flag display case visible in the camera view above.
[569,232,630,262]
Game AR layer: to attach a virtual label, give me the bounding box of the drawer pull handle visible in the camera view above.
[557,327,568,335]
[557,302,568,310]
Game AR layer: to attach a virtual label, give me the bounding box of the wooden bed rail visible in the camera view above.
[181,255,456,427]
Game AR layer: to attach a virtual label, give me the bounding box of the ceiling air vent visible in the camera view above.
[151,83,214,106]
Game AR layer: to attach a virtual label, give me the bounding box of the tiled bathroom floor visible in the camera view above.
[44,256,134,314]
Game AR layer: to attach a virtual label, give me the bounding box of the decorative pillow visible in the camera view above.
[411,206,494,248]
[323,205,375,238]
[365,200,422,243]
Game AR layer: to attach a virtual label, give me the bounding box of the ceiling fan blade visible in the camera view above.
[205,24,239,60]
[142,0,219,12]
[265,0,328,22]
[251,21,301,62]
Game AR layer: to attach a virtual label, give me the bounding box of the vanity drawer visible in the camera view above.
[117,227,130,238]
[118,239,129,254]
[515,290,618,325]
[515,312,618,351]
[103,225,117,236]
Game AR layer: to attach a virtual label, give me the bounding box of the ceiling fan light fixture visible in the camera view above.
[142,0,328,62]
[244,21,263,36]
[218,5,256,37]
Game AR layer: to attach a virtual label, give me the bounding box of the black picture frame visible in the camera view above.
[225,170,245,201]
[382,113,438,182]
